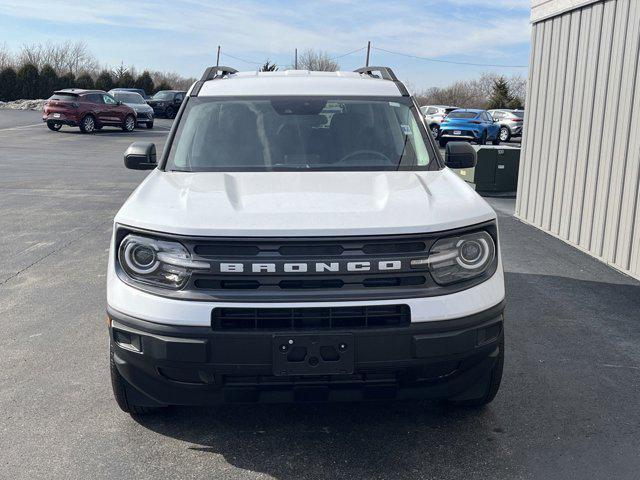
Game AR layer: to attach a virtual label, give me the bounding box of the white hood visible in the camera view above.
[114,169,496,237]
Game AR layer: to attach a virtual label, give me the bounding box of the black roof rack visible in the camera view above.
[191,66,238,97]
[354,66,409,97]
[354,66,398,81]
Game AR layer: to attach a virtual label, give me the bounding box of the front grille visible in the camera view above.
[115,222,498,302]
[212,305,410,330]
[187,234,434,301]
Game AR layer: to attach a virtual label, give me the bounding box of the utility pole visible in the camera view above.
[365,41,371,67]
[216,46,221,67]
[294,48,298,69]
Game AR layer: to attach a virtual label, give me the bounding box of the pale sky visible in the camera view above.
[0,0,532,90]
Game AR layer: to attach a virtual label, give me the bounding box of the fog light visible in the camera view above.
[113,330,142,353]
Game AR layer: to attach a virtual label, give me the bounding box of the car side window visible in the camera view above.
[175,93,184,102]
[103,94,118,105]
[86,94,103,104]
[426,107,437,115]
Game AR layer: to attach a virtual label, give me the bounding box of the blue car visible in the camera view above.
[437,109,501,147]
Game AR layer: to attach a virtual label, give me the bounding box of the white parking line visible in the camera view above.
[0,123,43,132]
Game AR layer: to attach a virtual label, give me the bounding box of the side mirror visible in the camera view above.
[124,142,157,170]
[445,142,477,169]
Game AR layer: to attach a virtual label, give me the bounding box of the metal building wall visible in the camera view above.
[516,0,640,280]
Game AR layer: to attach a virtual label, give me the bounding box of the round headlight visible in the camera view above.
[456,238,490,270]
[122,239,159,274]
[427,230,496,285]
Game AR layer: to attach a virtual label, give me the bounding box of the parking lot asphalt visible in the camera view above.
[1,110,639,480]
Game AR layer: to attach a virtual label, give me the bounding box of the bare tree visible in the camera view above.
[17,41,97,76]
[150,70,196,90]
[415,71,527,109]
[0,42,14,69]
[297,49,339,72]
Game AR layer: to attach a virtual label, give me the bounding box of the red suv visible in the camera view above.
[43,89,137,133]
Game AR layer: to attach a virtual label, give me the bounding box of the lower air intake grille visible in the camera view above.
[212,305,410,330]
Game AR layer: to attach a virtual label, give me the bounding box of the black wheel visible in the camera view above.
[146,121,154,129]
[438,138,448,148]
[492,135,501,146]
[110,342,162,415]
[499,126,511,143]
[430,124,440,137]
[165,106,175,119]
[122,115,136,132]
[447,336,504,407]
[476,130,487,145]
[79,115,96,133]
[47,121,62,131]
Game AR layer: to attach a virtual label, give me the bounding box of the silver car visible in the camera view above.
[109,91,155,129]
[487,109,524,142]
[420,105,460,136]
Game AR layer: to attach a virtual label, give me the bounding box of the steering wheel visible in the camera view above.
[339,150,392,165]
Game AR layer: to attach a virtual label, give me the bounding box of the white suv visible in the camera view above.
[107,66,505,413]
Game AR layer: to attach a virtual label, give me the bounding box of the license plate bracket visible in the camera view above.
[272,333,355,376]
[453,130,461,135]
[53,113,61,118]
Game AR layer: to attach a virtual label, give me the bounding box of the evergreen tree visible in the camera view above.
[39,64,58,98]
[134,71,154,96]
[95,70,114,91]
[75,72,95,89]
[260,60,278,72]
[0,67,19,101]
[487,77,513,110]
[117,71,135,88]
[57,72,76,89]
[17,63,40,99]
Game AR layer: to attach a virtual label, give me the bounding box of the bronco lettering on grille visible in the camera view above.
[218,260,404,274]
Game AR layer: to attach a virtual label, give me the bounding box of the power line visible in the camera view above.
[221,52,262,66]
[372,46,528,68]
[330,46,366,61]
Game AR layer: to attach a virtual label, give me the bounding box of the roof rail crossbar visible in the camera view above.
[200,66,238,82]
[191,66,238,97]
[354,66,398,81]
[354,66,409,97]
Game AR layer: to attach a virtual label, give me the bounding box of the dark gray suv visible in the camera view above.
[146,90,186,119]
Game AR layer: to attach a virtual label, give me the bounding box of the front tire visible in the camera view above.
[47,121,62,131]
[476,131,487,145]
[79,115,96,134]
[430,124,439,137]
[122,115,136,132]
[447,336,504,407]
[146,121,154,129]
[110,342,163,415]
[165,106,175,119]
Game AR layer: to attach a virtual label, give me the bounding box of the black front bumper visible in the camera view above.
[108,302,505,406]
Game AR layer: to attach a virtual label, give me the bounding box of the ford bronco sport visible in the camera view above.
[107,66,506,413]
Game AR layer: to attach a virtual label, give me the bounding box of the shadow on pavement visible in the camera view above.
[132,270,640,479]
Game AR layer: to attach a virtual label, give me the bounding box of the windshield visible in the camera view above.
[114,92,145,104]
[166,97,437,172]
[448,111,478,119]
[153,91,173,100]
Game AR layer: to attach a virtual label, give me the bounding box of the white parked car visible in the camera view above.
[420,105,460,136]
[107,66,506,413]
